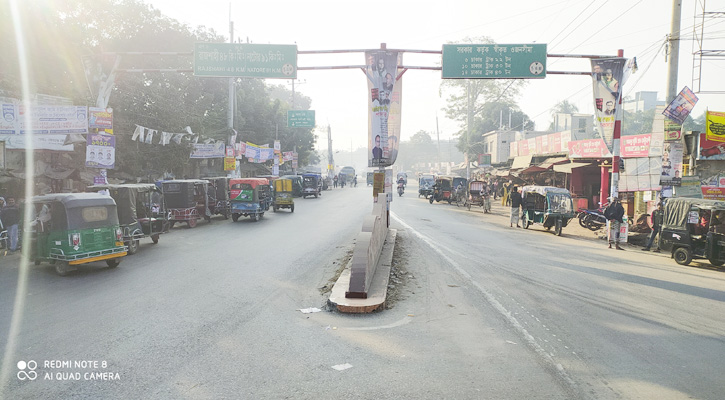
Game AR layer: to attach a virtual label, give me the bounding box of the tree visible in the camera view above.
[409,130,433,145]
[548,100,579,130]
[440,37,530,155]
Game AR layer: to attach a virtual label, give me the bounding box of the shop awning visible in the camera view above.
[553,162,593,174]
[510,155,533,170]
[43,168,76,180]
[538,157,569,169]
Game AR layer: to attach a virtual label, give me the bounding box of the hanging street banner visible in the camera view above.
[194,43,297,78]
[591,58,626,153]
[706,110,725,143]
[86,133,116,169]
[660,141,683,187]
[89,107,113,130]
[1,104,88,134]
[287,110,315,128]
[664,119,682,142]
[366,50,402,168]
[190,142,225,159]
[442,44,546,79]
[663,86,698,125]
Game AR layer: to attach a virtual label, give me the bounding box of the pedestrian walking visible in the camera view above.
[509,186,522,228]
[604,196,625,250]
[0,197,20,252]
[333,175,338,188]
[642,202,663,252]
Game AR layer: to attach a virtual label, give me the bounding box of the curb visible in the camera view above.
[327,229,397,313]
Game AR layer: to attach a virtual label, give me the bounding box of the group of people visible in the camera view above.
[0,196,20,253]
[332,174,356,189]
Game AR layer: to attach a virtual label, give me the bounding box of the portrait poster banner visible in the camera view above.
[663,86,698,125]
[705,110,725,143]
[591,58,627,152]
[660,141,683,186]
[367,50,402,168]
[86,133,115,169]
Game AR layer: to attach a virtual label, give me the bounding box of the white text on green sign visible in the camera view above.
[194,43,297,79]
[442,44,546,79]
[288,110,315,128]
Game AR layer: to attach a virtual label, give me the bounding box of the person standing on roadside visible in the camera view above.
[1,197,20,252]
[509,186,522,228]
[642,202,663,252]
[604,196,625,250]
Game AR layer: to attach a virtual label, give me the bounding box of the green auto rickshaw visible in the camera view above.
[28,193,127,276]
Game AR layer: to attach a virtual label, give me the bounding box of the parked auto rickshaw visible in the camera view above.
[204,176,231,220]
[419,174,436,198]
[302,173,322,198]
[161,179,211,228]
[660,197,725,266]
[273,178,295,212]
[280,175,303,197]
[520,186,575,236]
[87,183,170,254]
[27,193,127,276]
[466,180,486,211]
[429,176,453,204]
[230,177,271,221]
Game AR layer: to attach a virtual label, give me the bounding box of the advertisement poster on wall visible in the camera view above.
[86,133,115,169]
[705,111,725,143]
[659,141,683,186]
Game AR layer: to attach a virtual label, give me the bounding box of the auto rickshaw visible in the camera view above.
[161,179,211,228]
[230,177,271,221]
[204,176,231,220]
[302,173,322,198]
[660,197,725,266]
[419,174,436,198]
[429,176,453,204]
[87,183,170,254]
[280,175,303,197]
[520,186,576,236]
[273,178,295,212]
[27,193,127,276]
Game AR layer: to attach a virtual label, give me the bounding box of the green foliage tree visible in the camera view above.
[440,37,531,156]
[548,100,579,130]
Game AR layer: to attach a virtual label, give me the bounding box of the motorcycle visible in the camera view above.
[577,205,608,231]
[397,182,404,197]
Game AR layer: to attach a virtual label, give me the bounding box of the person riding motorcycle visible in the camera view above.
[397,177,405,195]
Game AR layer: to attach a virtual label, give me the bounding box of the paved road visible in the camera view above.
[1,183,723,399]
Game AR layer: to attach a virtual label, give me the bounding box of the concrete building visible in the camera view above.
[622,91,665,113]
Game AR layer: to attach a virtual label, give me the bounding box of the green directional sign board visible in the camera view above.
[194,43,297,78]
[288,110,315,128]
[442,44,546,79]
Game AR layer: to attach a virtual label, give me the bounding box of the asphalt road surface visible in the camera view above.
[1,182,723,399]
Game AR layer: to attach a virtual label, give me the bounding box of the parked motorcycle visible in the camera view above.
[577,206,607,231]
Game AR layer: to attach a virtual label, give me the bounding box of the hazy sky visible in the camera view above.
[146,0,725,151]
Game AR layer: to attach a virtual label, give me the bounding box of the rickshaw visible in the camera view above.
[273,178,295,212]
[520,186,576,236]
[162,179,211,228]
[659,198,725,266]
[27,193,127,276]
[367,172,374,186]
[451,177,468,206]
[418,174,436,198]
[204,176,231,220]
[466,180,486,211]
[230,177,271,221]
[302,173,322,198]
[429,176,453,204]
[87,183,170,254]
[280,175,303,197]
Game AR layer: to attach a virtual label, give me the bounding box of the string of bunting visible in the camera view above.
[130,124,225,146]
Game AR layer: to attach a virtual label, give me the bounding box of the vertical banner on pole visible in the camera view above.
[366,50,403,168]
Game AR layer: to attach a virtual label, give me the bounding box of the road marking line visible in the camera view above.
[391,212,581,394]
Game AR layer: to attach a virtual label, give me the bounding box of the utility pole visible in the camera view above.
[436,116,441,172]
[466,80,472,181]
[610,49,625,200]
[666,0,682,103]
[327,125,334,179]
